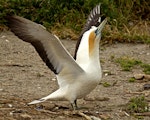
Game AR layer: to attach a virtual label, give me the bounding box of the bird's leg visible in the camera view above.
[74,99,78,108]
[71,99,78,110]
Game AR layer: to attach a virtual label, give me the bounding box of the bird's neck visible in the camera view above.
[75,30,101,71]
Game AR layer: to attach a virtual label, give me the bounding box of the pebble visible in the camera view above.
[5,39,9,42]
[9,112,13,116]
[37,86,41,89]
[52,77,56,81]
[8,104,13,108]
[143,84,150,90]
[134,74,144,80]
[1,35,6,38]
[146,53,149,55]
[144,75,150,80]
[35,105,44,110]
[99,114,111,119]
[91,116,101,120]
[134,74,150,80]
[103,70,111,76]
[104,73,109,76]
[19,114,32,120]
[0,88,3,91]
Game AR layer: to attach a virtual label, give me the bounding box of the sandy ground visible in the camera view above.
[0,31,150,120]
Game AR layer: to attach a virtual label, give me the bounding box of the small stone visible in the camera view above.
[84,97,94,101]
[53,106,59,110]
[37,86,41,89]
[5,39,9,42]
[0,88,3,91]
[1,35,6,38]
[104,73,108,76]
[144,75,150,80]
[103,70,112,76]
[96,97,110,101]
[91,116,101,120]
[134,74,144,80]
[8,104,13,108]
[52,77,56,81]
[9,112,13,116]
[117,110,130,117]
[99,114,111,119]
[95,111,99,114]
[56,116,65,119]
[35,105,44,110]
[143,84,150,90]
[19,113,32,120]
[45,103,55,110]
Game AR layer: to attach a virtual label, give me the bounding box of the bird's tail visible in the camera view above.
[28,89,65,105]
[28,98,46,105]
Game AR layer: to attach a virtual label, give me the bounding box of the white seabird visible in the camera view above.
[6,4,107,110]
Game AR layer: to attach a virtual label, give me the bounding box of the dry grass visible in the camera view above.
[49,20,150,44]
[51,23,78,40]
[2,20,149,44]
[102,20,150,43]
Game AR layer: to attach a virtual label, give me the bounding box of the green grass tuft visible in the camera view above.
[127,96,149,113]
[115,56,142,71]
[128,77,136,82]
[141,64,150,75]
[115,56,150,74]
[102,82,111,87]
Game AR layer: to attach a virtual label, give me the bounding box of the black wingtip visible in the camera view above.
[101,16,106,22]
[5,15,18,28]
[5,13,16,21]
[5,15,16,32]
[74,3,103,59]
[4,14,13,24]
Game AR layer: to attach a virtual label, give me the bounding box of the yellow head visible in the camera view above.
[88,18,107,55]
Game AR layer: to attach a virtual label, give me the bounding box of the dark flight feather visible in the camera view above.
[6,16,83,75]
[74,4,101,59]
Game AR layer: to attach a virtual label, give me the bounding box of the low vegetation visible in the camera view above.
[128,77,136,82]
[0,0,149,42]
[102,82,111,87]
[115,56,150,74]
[127,96,149,113]
[141,64,150,75]
[115,56,142,71]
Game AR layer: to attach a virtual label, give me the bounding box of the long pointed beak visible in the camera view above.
[96,18,107,34]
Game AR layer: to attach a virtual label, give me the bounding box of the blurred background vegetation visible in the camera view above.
[0,0,150,43]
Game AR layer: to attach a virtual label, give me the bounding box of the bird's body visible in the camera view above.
[6,4,107,109]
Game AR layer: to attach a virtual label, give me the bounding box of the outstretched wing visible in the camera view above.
[74,4,101,59]
[6,16,84,75]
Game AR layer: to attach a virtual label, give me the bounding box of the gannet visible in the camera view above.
[6,4,107,110]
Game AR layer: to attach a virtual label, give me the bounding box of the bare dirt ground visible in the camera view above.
[0,31,150,120]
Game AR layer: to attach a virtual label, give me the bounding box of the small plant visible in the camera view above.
[110,55,115,61]
[141,64,150,75]
[102,82,111,87]
[116,57,150,74]
[128,77,136,82]
[115,56,142,71]
[127,96,149,113]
